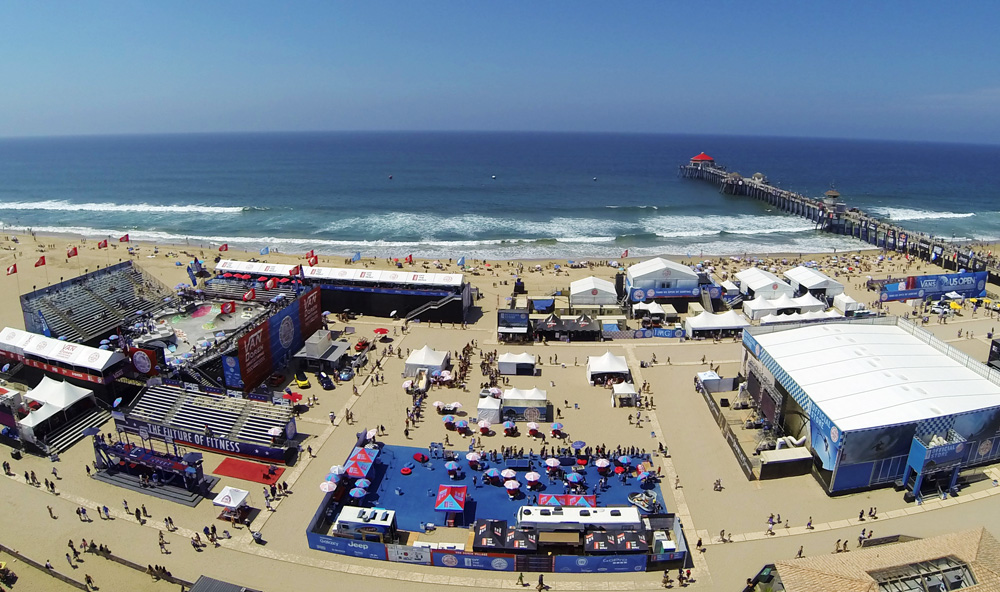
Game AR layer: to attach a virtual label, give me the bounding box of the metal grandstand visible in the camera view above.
[19,261,174,344]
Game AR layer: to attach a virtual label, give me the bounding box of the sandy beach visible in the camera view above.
[3,229,1000,591]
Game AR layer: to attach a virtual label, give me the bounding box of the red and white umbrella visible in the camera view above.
[366,429,378,439]
[501,468,517,479]
[525,472,541,482]
[544,458,560,468]
[466,452,481,462]
[433,401,444,408]
[477,420,491,429]
[594,458,611,468]
[504,479,520,490]
[526,422,540,430]
[450,401,463,409]
[320,481,337,492]
[330,465,346,475]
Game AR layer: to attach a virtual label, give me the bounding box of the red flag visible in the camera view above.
[242,288,256,301]
[621,249,628,258]
[305,250,315,258]
[119,234,130,243]
[34,256,46,267]
[5,264,15,276]
[307,256,318,267]
[219,243,229,252]
[67,247,78,258]
[221,301,236,314]
[265,278,277,290]
[289,265,300,276]
[97,239,108,249]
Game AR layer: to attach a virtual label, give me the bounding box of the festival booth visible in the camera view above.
[501,388,551,422]
[404,346,450,377]
[760,310,842,325]
[435,485,468,527]
[683,311,750,338]
[611,383,640,407]
[791,293,827,312]
[784,266,844,299]
[563,314,602,342]
[833,293,862,315]
[586,351,630,385]
[626,258,700,302]
[213,486,250,522]
[333,506,398,543]
[743,293,822,321]
[17,376,96,444]
[734,268,794,300]
[534,313,566,341]
[570,277,618,308]
[477,396,502,425]
[633,301,668,320]
[497,352,536,376]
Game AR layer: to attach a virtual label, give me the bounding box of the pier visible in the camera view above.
[679,153,999,284]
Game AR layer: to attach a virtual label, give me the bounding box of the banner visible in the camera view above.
[810,404,841,471]
[897,232,908,251]
[879,271,988,302]
[221,301,236,314]
[129,347,159,376]
[886,229,896,251]
[298,287,323,337]
[268,301,303,367]
[841,423,916,465]
[238,322,272,392]
[552,554,646,573]
[115,416,289,461]
[385,544,431,565]
[430,550,514,571]
[630,286,701,302]
[222,355,244,389]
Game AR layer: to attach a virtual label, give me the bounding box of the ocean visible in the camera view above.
[0,132,997,260]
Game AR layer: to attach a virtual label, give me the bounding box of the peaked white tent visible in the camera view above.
[735,268,794,300]
[684,310,750,337]
[760,310,843,324]
[633,302,666,317]
[18,376,96,443]
[611,382,639,407]
[477,396,502,424]
[404,345,450,377]
[502,387,548,402]
[213,486,250,509]
[570,276,618,306]
[742,297,779,320]
[497,352,536,376]
[833,293,861,314]
[784,266,845,297]
[626,258,699,291]
[586,351,630,382]
[791,293,827,312]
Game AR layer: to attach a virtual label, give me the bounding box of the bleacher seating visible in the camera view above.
[203,278,298,303]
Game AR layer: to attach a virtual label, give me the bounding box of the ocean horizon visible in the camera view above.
[0,131,997,260]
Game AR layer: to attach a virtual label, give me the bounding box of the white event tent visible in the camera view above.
[213,486,250,509]
[743,293,827,320]
[570,276,618,306]
[735,268,795,300]
[760,310,843,324]
[784,266,845,298]
[477,396,502,424]
[833,293,862,314]
[17,376,96,443]
[611,382,639,407]
[404,345,450,377]
[684,310,750,337]
[497,352,536,376]
[626,258,699,291]
[586,351,630,382]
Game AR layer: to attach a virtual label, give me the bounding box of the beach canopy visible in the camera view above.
[683,310,750,337]
[435,485,467,512]
[587,351,629,381]
[19,376,96,431]
[497,352,536,375]
[212,486,249,509]
[784,265,845,296]
[343,446,378,479]
[404,345,450,376]
[735,268,794,299]
[569,276,618,306]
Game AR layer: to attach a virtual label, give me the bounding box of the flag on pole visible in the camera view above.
[219,244,229,252]
[97,239,108,249]
[242,288,256,301]
[221,301,236,314]
[351,251,361,262]
[457,256,465,267]
[405,254,413,264]
[621,249,628,258]
[265,278,277,290]
[260,246,270,255]
[119,234,130,243]
[66,247,78,258]
[34,256,46,267]
[289,265,300,276]
[5,264,15,276]
[305,249,315,258]
[307,255,318,267]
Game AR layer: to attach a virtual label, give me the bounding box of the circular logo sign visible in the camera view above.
[979,280,987,290]
[225,357,237,369]
[691,288,700,296]
[956,442,965,454]
[879,292,888,302]
[389,273,399,280]
[440,554,459,567]
[491,558,509,570]
[132,350,152,374]
[980,440,992,457]
[771,283,778,291]
[917,289,925,298]
[662,269,671,278]
[646,289,655,298]
[524,407,541,422]
[278,315,295,349]
[3,331,14,341]
[37,340,49,350]
[830,426,840,443]
[442,276,452,282]
[338,270,348,277]
[576,558,588,567]
[632,289,646,302]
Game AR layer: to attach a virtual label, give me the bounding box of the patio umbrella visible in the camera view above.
[444,461,460,471]
[355,479,372,489]
[373,328,389,335]
[0,363,8,373]
[565,473,584,483]
[618,456,631,465]
[330,465,346,475]
[100,339,110,345]
[466,452,481,462]
[433,401,444,408]
[455,420,469,429]
[108,335,119,340]
[349,487,367,499]
[442,415,456,423]
[223,273,233,278]
[99,345,110,350]
[504,480,520,490]
[279,277,290,283]
[551,423,564,431]
[638,472,651,480]
[477,420,491,429]
[113,397,123,408]
[488,387,502,396]
[215,332,226,338]
[483,468,501,479]
[325,473,342,483]
[257,276,268,282]
[163,297,172,302]
[199,341,211,348]
[526,422,539,430]
[525,471,541,482]
[571,440,586,450]
[402,380,413,389]
[135,310,145,316]
[440,370,452,380]
[366,429,378,439]
[450,402,462,409]
[320,481,337,492]
[500,468,517,479]
[594,458,611,468]
[614,466,626,474]
[266,427,283,436]
[503,421,515,429]
[544,458,560,468]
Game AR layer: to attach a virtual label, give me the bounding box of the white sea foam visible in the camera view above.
[0,200,252,215]
[639,214,816,238]
[868,207,976,221]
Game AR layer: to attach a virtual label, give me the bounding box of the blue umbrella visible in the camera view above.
[113,397,123,408]
[355,478,372,489]
[638,471,651,480]
[349,487,367,499]
[1,363,9,373]
[322,311,331,316]
[503,421,515,429]
[483,468,501,478]
[199,341,211,348]
[99,345,110,350]
[617,455,631,465]
[326,473,343,483]
[100,339,110,345]
[551,422,564,430]
[444,461,460,471]
[57,335,67,341]
[108,335,119,340]
[215,332,226,338]
[442,415,456,423]
[163,297,172,302]
[455,420,468,429]
[135,310,145,316]
[565,473,584,483]
[572,440,586,450]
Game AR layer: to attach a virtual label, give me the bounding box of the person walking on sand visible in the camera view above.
[516,572,525,586]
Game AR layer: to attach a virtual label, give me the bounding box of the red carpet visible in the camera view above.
[212,457,284,485]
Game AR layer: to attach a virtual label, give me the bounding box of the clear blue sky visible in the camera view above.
[1,2,998,142]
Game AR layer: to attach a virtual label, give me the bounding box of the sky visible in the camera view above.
[0,2,998,142]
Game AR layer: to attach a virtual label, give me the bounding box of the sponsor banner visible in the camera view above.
[306,533,388,560]
[922,440,967,472]
[238,322,272,392]
[552,554,647,573]
[498,311,530,328]
[385,544,431,565]
[222,355,244,389]
[318,283,451,298]
[298,287,323,338]
[431,550,514,571]
[957,253,970,269]
[886,229,896,251]
[649,551,687,563]
[860,223,869,243]
[268,301,303,368]
[22,358,107,384]
[129,347,158,376]
[810,404,841,471]
[515,555,554,573]
[879,271,988,302]
[876,230,886,249]
[630,286,701,302]
[115,417,288,461]
[973,258,988,272]
[931,244,944,261]
[897,232,908,251]
[842,423,916,465]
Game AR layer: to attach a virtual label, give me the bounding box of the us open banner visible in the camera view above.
[238,322,272,392]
